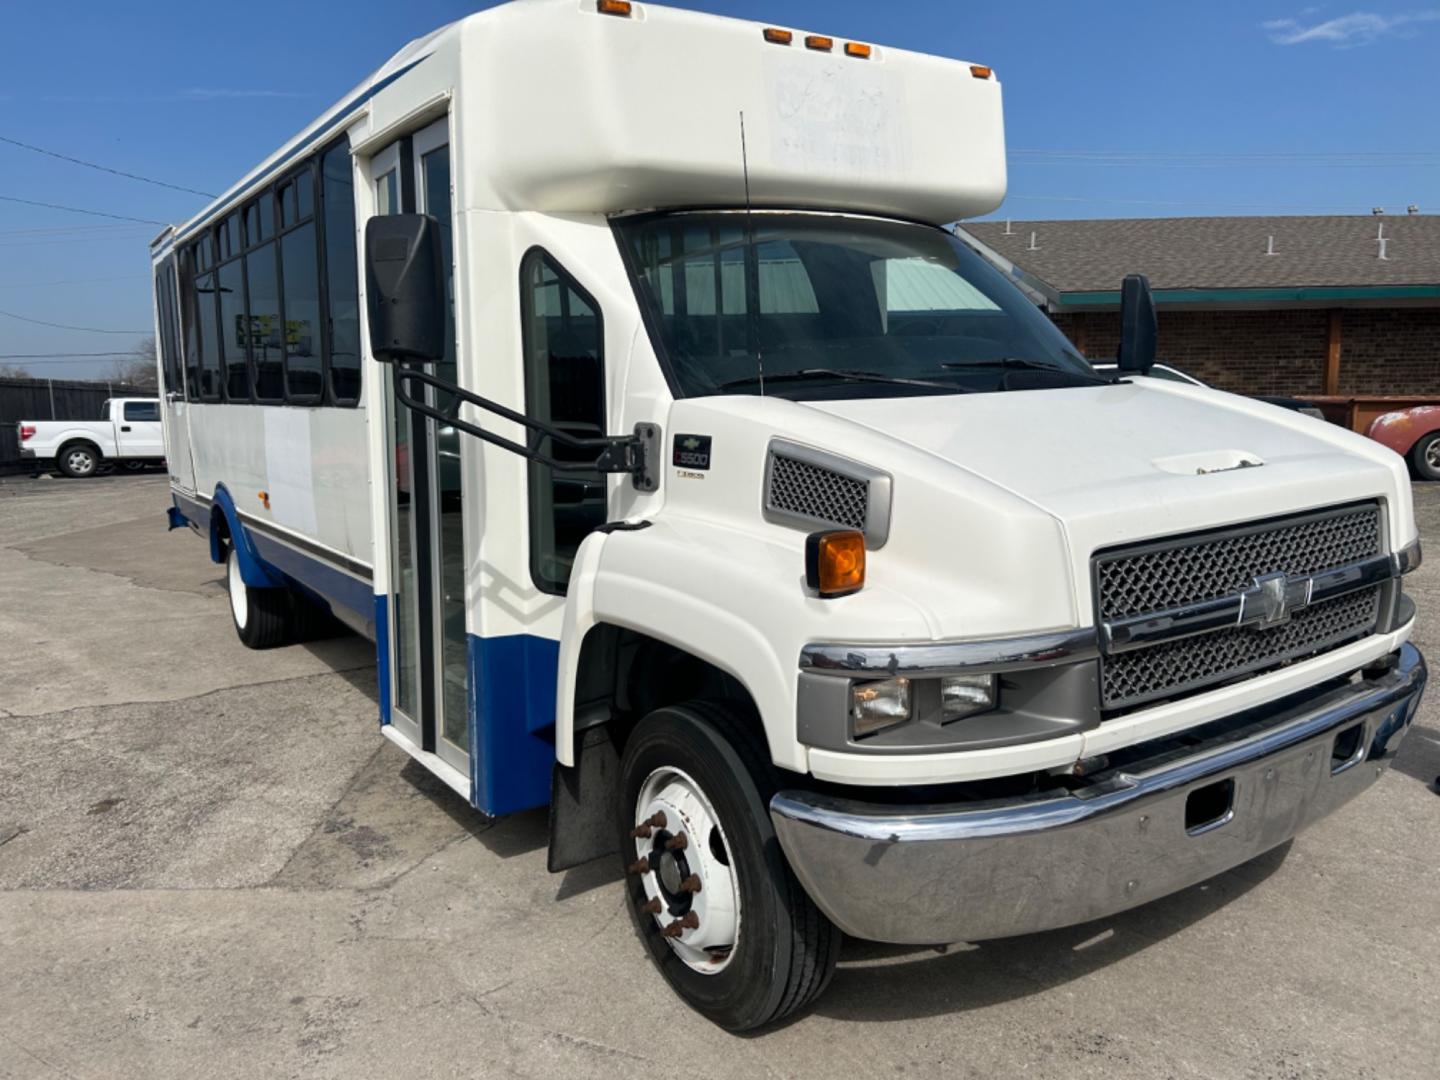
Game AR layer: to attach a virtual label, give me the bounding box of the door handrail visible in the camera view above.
[391,364,658,490]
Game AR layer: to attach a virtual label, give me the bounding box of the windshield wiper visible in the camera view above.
[940,357,1115,388]
[714,368,966,393]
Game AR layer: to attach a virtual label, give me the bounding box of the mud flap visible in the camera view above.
[547,726,619,872]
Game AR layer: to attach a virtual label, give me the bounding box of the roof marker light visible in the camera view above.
[805,35,834,51]
[970,64,994,79]
[763,27,793,45]
[844,42,872,59]
[596,0,632,17]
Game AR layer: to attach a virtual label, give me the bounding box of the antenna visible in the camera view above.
[739,110,764,396]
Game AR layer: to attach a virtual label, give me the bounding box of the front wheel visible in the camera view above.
[618,701,840,1031]
[1410,432,1440,482]
[226,545,293,649]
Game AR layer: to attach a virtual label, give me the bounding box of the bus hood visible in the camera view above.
[805,379,1413,563]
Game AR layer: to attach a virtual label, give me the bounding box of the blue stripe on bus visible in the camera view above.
[247,530,373,623]
[375,593,392,727]
[470,634,558,817]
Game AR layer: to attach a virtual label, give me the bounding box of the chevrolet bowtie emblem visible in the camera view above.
[1238,572,1313,628]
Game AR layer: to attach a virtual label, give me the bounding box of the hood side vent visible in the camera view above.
[763,439,893,548]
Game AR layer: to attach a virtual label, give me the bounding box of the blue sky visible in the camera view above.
[2,0,1436,378]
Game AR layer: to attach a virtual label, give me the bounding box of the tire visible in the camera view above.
[1410,432,1440,482]
[56,442,101,479]
[226,544,293,649]
[618,701,840,1031]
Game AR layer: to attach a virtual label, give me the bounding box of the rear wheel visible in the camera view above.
[1410,432,1440,482]
[618,701,840,1031]
[226,545,293,649]
[57,442,100,478]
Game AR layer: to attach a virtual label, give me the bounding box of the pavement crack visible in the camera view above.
[2,663,376,722]
[0,1032,78,1078]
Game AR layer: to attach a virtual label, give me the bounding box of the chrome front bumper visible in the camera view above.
[770,642,1426,945]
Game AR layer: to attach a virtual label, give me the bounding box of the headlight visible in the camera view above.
[941,674,997,721]
[851,677,911,737]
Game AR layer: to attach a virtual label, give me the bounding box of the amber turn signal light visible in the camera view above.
[806,530,866,598]
[596,0,632,17]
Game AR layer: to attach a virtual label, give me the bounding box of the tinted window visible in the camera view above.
[223,214,241,260]
[295,169,314,220]
[617,213,1093,399]
[123,401,159,422]
[180,257,201,401]
[245,243,283,400]
[218,258,250,401]
[244,197,274,246]
[281,221,322,400]
[521,251,606,594]
[195,272,223,400]
[321,141,361,403]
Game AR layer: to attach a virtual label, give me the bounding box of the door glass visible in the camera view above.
[421,142,468,758]
[377,163,420,726]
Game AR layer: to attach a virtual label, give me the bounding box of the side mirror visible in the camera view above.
[1116,273,1157,375]
[365,214,446,363]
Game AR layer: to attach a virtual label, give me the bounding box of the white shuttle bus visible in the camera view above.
[152,0,1426,1029]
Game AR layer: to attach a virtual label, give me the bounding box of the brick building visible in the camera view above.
[959,215,1440,397]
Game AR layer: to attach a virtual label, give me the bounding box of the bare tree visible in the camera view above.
[108,336,159,390]
[0,362,34,378]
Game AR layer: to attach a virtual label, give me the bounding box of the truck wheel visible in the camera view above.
[618,701,840,1031]
[226,545,292,649]
[57,442,100,478]
[1410,432,1440,482]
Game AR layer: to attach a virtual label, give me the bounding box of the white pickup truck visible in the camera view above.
[17,397,165,477]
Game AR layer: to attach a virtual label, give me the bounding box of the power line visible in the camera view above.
[0,307,149,334]
[0,351,137,358]
[0,193,166,225]
[0,134,216,197]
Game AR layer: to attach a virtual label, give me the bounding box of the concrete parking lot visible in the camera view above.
[2,473,1439,1079]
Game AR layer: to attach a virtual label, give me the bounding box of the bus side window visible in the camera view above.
[321,140,361,405]
[521,249,607,595]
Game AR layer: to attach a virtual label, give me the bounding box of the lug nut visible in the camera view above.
[665,832,688,852]
[645,811,666,829]
[627,857,650,875]
[679,874,702,894]
[661,912,701,938]
[638,897,663,916]
[630,824,653,839]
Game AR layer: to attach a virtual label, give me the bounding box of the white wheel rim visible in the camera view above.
[634,766,741,975]
[227,548,249,630]
[67,450,93,475]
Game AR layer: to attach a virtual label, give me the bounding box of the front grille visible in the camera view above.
[1095,503,1384,710]
[1101,587,1381,709]
[767,453,868,532]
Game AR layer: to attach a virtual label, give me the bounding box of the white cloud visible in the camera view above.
[1264,9,1440,46]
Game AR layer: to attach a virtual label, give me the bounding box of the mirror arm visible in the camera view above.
[392,364,658,490]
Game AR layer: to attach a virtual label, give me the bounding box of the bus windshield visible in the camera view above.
[614,212,1102,400]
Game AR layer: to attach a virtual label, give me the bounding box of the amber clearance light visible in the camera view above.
[806,530,866,598]
[596,0,632,17]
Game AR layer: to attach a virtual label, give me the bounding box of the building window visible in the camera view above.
[521,249,607,595]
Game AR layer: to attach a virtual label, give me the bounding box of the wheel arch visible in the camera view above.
[208,485,283,589]
[55,436,103,462]
[554,531,797,774]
